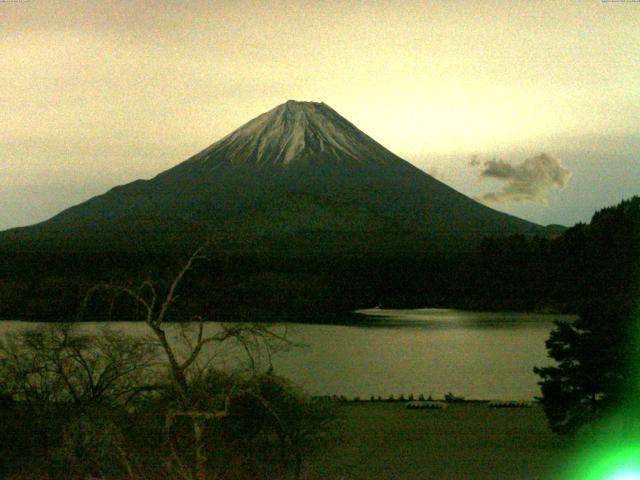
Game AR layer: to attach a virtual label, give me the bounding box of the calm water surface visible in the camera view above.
[0,309,574,401]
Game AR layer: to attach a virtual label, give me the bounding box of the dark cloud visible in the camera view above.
[474,153,572,205]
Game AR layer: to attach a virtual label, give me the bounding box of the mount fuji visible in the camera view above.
[0,100,543,254]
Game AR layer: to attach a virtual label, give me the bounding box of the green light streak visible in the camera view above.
[608,470,640,480]
[566,444,640,480]
[564,304,640,480]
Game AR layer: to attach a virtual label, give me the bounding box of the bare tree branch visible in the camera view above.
[155,243,208,327]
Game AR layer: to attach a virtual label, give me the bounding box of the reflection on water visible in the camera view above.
[352,308,568,330]
[0,309,575,401]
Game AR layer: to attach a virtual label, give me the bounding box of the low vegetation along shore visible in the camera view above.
[0,393,573,480]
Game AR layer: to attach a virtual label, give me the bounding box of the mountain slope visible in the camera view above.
[0,100,542,254]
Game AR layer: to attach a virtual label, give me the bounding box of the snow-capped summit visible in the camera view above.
[168,100,402,172]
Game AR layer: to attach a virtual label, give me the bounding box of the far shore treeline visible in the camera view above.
[0,196,638,322]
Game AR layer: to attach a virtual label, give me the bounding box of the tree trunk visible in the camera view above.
[193,418,207,480]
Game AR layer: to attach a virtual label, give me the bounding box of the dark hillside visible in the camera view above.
[450,196,640,312]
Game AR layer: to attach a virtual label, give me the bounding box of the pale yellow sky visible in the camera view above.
[1,0,639,228]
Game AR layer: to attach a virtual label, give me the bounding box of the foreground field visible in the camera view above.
[305,402,574,480]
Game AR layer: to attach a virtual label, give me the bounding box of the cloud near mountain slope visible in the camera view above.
[474,153,572,205]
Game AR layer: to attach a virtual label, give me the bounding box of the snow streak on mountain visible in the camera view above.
[178,100,400,169]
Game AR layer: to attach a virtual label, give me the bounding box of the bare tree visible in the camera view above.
[0,322,159,479]
[0,322,157,409]
[0,244,325,480]
[83,244,294,480]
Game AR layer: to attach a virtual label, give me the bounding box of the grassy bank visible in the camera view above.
[305,402,574,480]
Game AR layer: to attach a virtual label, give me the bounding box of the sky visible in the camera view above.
[2,0,639,230]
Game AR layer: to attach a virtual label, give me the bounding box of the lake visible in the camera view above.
[0,308,573,401]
